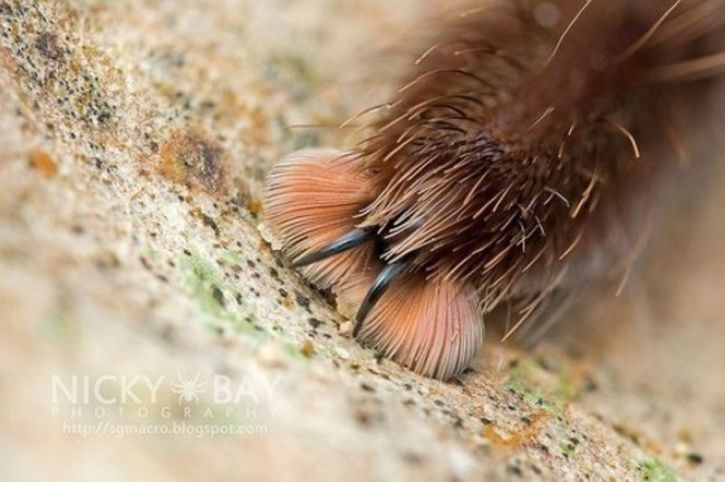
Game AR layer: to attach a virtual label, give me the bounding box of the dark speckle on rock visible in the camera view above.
[196,211,220,236]
[294,291,310,309]
[584,378,599,392]
[159,128,228,193]
[353,409,374,428]
[211,285,225,308]
[687,453,704,465]
[35,32,65,61]
[401,452,424,465]
[507,464,523,477]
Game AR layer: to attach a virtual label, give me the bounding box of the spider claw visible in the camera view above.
[291,227,375,268]
[353,257,412,338]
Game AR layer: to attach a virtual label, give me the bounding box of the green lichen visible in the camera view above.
[222,249,244,265]
[637,458,679,482]
[179,248,265,340]
[144,245,161,261]
[178,248,306,362]
[231,315,264,337]
[179,249,230,319]
[559,442,576,459]
[507,358,578,415]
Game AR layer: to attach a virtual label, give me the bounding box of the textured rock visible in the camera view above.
[0,1,723,481]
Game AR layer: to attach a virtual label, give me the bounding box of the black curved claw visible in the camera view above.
[292,227,374,268]
[353,257,411,338]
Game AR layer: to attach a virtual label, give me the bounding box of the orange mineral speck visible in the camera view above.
[248,198,262,216]
[482,411,549,449]
[300,340,316,358]
[28,149,58,178]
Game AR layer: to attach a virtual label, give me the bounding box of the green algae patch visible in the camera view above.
[177,249,309,363]
[637,458,679,482]
[559,442,576,459]
[180,249,232,319]
[179,248,263,342]
[507,358,578,416]
[222,249,244,265]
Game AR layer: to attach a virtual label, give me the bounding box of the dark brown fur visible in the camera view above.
[357,0,723,326]
[265,0,724,378]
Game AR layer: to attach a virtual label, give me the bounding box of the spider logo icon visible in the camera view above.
[171,372,206,404]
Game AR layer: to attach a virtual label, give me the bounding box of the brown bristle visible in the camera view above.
[264,0,724,379]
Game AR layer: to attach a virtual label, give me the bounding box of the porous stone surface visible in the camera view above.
[1,1,723,481]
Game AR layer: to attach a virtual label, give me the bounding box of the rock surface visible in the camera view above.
[0,1,723,481]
